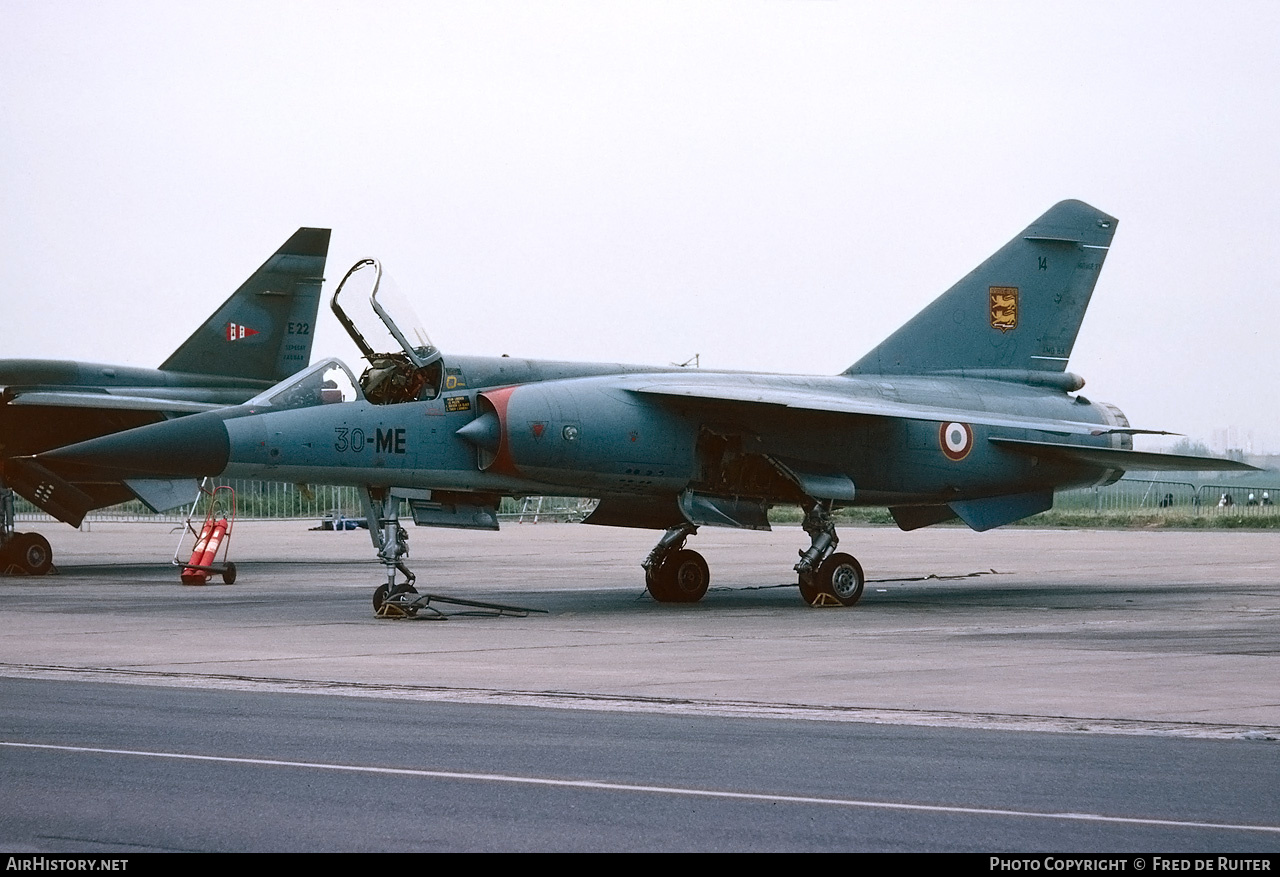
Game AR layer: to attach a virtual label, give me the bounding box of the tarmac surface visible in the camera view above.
[6,677,1278,853]
[2,519,1278,735]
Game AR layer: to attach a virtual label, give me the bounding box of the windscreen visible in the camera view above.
[244,358,363,411]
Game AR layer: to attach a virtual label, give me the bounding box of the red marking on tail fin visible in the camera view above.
[225,322,261,341]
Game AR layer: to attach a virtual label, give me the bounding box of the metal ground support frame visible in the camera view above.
[374,591,549,620]
[172,480,238,585]
[518,495,544,523]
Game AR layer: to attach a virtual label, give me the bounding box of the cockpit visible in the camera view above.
[330,259,445,405]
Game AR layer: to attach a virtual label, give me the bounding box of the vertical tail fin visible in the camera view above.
[846,201,1117,377]
[159,228,331,382]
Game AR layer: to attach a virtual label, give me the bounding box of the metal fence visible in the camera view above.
[502,496,598,523]
[12,478,1279,524]
[1054,479,1279,517]
[13,482,599,525]
[13,480,370,524]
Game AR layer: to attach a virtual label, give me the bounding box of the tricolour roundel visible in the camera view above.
[939,422,973,461]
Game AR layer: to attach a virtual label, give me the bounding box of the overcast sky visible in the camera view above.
[3,1,1277,451]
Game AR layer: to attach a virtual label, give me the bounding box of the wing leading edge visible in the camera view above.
[630,383,1152,438]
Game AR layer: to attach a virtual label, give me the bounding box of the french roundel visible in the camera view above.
[939,422,973,461]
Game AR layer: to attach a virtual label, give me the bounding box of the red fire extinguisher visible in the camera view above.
[177,483,237,585]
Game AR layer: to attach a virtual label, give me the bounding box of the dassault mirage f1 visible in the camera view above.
[29,201,1255,608]
[0,228,330,574]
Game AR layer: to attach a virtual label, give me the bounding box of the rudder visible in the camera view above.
[846,201,1117,376]
[160,227,331,382]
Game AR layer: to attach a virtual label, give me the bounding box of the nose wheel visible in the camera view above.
[373,581,420,617]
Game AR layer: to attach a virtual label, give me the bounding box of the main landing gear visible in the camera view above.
[642,523,710,603]
[639,503,866,608]
[0,481,53,576]
[794,503,865,607]
[1,532,53,576]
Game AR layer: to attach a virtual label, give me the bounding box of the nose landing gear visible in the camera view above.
[364,487,420,617]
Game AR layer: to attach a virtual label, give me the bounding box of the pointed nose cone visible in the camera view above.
[38,409,232,480]
[455,411,501,452]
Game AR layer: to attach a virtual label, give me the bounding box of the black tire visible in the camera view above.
[373,582,419,617]
[644,563,670,601]
[799,552,864,607]
[648,549,709,603]
[221,562,237,585]
[797,570,820,605]
[16,533,53,576]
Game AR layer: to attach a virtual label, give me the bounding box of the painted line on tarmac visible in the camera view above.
[5,740,1279,836]
[3,663,1279,741]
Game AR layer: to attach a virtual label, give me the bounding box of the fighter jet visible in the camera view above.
[28,201,1255,609]
[0,227,330,574]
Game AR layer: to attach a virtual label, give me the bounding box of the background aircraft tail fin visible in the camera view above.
[159,227,331,382]
[845,200,1117,377]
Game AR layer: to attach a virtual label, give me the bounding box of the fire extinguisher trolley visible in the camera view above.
[173,481,237,585]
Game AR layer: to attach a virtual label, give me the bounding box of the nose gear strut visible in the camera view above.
[365,487,419,616]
